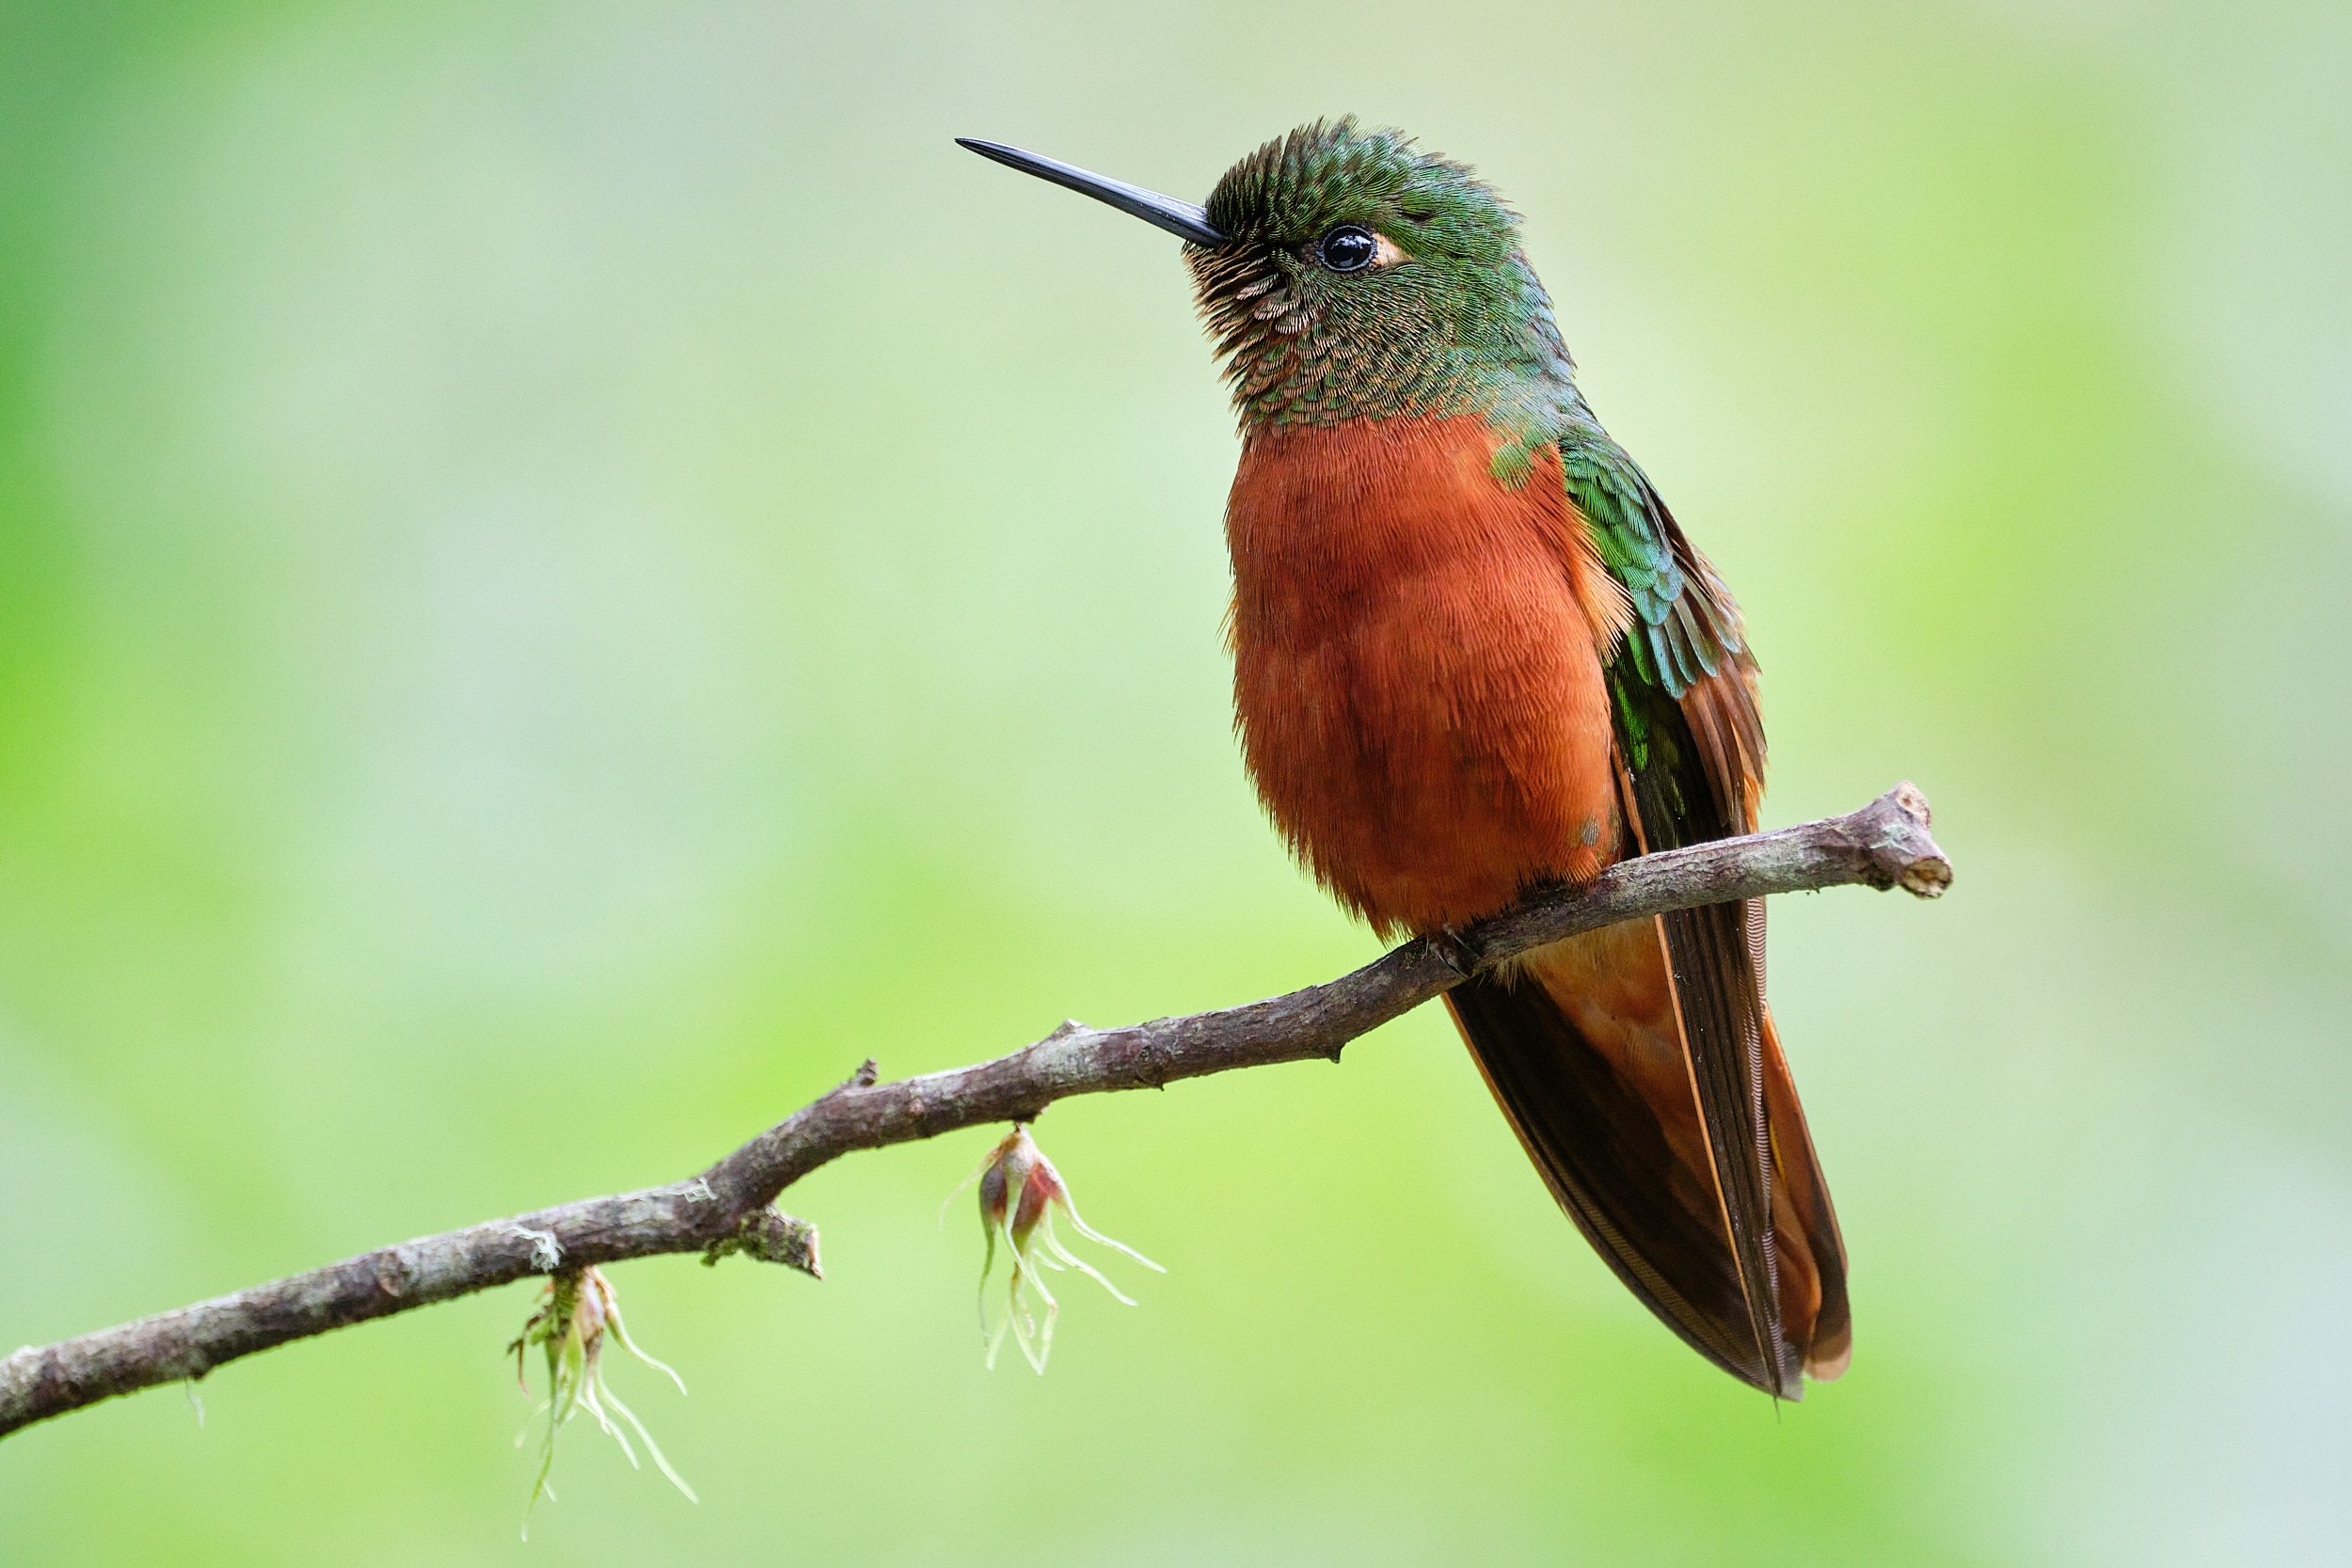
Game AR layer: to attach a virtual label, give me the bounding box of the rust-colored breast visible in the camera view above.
[1226,416,1622,937]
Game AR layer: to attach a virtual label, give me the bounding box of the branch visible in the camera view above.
[0,783,1950,1439]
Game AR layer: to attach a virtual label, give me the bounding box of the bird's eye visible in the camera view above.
[1316,224,1379,274]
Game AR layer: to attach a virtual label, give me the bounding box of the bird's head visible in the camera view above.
[961,119,1579,435]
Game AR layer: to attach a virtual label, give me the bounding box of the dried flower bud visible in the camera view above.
[508,1266,694,1536]
[970,1124,1163,1373]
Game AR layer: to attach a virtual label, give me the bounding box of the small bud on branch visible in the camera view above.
[508,1267,695,1535]
[972,1126,1163,1371]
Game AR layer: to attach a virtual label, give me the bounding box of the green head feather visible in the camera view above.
[1186,118,1583,452]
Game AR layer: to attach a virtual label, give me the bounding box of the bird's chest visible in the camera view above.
[1224,416,1622,935]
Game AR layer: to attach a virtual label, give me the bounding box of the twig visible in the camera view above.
[0,784,1950,1439]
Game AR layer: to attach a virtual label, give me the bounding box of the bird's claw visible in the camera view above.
[1427,926,1482,980]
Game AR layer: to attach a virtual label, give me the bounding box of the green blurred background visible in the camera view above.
[4,1,2348,1562]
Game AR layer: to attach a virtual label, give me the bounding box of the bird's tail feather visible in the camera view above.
[1446,918,1848,1392]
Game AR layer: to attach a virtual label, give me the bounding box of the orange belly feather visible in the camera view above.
[1226,416,1626,937]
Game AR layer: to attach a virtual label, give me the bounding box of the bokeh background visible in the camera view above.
[4,1,2348,1562]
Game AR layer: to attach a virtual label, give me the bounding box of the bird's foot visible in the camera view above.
[1426,925,1483,981]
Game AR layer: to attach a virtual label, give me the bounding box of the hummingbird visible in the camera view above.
[959,119,1848,1397]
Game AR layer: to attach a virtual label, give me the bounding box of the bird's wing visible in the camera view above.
[1561,434,1765,831]
[1557,430,1803,1394]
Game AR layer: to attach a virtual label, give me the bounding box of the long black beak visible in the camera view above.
[957,138,1224,246]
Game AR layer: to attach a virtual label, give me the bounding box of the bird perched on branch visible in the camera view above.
[959,119,1848,1397]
